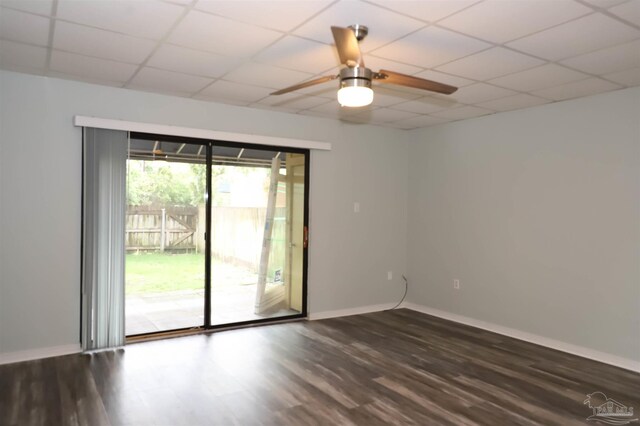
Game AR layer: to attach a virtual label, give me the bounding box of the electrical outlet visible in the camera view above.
[354,202,360,213]
[453,279,460,289]
[387,271,393,280]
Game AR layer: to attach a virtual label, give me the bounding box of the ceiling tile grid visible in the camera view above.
[50,50,139,85]
[0,39,48,72]
[129,66,214,97]
[55,0,185,40]
[436,0,593,44]
[0,0,638,130]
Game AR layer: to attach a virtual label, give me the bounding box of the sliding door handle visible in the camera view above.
[303,226,309,249]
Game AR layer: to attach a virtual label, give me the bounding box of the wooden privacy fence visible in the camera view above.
[210,206,286,274]
[126,206,198,252]
[126,206,286,275]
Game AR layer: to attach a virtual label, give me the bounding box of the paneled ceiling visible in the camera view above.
[1,0,639,130]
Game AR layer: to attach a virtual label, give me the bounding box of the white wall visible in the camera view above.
[407,87,640,363]
[0,71,409,355]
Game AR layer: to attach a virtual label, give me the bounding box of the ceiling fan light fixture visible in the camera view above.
[337,67,374,107]
[338,85,373,107]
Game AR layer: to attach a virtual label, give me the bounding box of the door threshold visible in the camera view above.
[126,316,307,345]
[127,326,205,344]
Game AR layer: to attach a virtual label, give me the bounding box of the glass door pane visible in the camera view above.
[209,147,306,326]
[125,138,206,336]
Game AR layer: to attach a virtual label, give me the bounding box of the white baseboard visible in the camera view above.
[0,344,81,365]
[3,306,636,373]
[309,303,398,320]
[403,303,640,374]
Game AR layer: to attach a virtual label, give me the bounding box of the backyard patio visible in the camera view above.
[125,254,296,335]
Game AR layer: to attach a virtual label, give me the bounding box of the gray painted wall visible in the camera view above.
[407,87,640,361]
[0,71,408,354]
[2,69,638,364]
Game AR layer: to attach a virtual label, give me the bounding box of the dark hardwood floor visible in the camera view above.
[1,309,639,425]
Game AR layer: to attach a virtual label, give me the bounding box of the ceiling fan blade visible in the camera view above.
[270,75,339,96]
[331,26,364,67]
[375,69,458,95]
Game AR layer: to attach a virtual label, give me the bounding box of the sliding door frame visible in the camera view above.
[128,132,309,337]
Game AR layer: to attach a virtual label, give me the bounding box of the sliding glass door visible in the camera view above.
[209,147,307,326]
[124,134,308,337]
[125,139,207,336]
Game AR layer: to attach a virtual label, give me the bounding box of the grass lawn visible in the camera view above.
[125,253,262,295]
[126,253,205,294]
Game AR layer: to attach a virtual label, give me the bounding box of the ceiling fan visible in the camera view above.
[270,25,458,108]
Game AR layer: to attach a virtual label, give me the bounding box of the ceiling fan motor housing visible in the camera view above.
[348,24,369,41]
[339,66,372,90]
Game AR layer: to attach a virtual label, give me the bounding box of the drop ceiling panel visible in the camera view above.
[56,0,185,40]
[341,110,377,123]
[438,0,592,44]
[368,86,423,107]
[147,44,240,78]
[255,92,330,110]
[436,47,545,81]
[255,36,339,74]
[475,93,550,112]
[431,105,494,120]
[50,50,138,84]
[560,39,640,75]
[223,62,313,90]
[507,14,640,61]
[489,64,590,92]
[0,7,49,46]
[168,10,283,57]
[292,0,425,52]
[165,0,193,6]
[413,69,475,88]
[53,21,156,64]
[449,83,518,104]
[604,67,640,86]
[531,77,621,101]
[393,95,462,114]
[0,0,52,15]
[390,97,454,114]
[609,0,640,26]
[198,80,274,104]
[364,54,423,76]
[0,40,47,70]
[581,0,629,7]
[0,0,639,130]
[129,67,214,97]
[373,26,491,68]
[194,0,332,32]
[365,0,481,23]
[295,82,337,99]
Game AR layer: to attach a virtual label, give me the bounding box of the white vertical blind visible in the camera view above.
[81,128,127,351]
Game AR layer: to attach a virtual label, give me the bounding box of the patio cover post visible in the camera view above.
[254,156,281,314]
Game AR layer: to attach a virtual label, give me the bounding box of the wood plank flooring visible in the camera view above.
[1,309,638,425]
